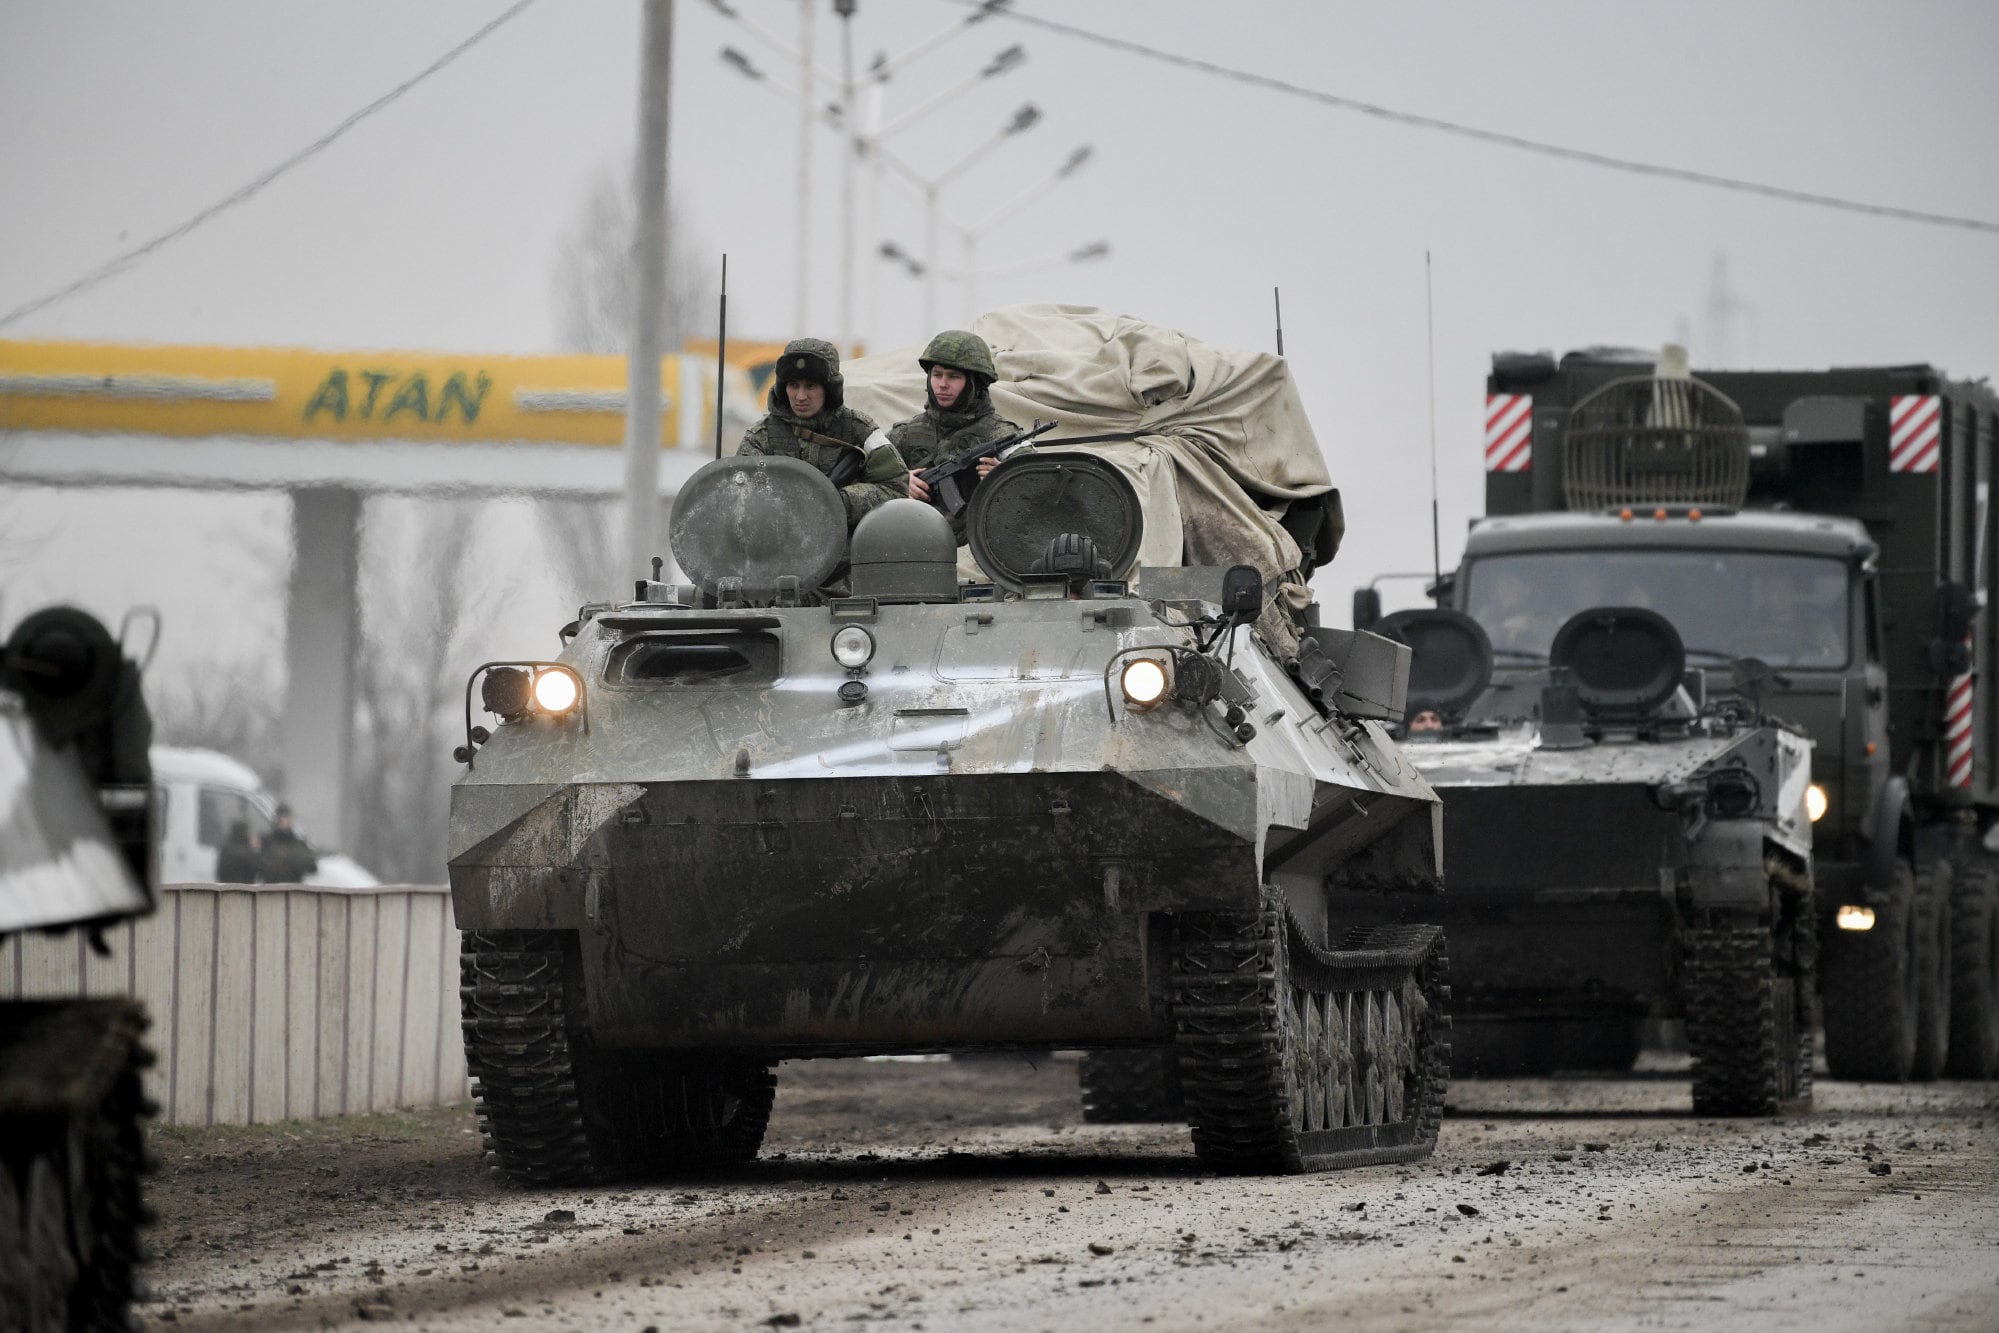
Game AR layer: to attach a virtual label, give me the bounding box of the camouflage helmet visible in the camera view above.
[918,330,997,386]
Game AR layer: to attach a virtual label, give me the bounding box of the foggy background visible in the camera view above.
[4,0,1996,878]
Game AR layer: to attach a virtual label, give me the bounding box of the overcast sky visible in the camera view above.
[4,0,1998,674]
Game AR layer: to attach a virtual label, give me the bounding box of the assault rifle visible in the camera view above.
[917,419,1057,519]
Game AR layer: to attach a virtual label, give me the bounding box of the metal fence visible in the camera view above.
[0,884,467,1126]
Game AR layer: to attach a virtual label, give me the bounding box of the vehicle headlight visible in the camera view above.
[1121,657,1170,708]
[1836,904,1875,931]
[831,625,876,670]
[532,667,580,714]
[1805,783,1829,823]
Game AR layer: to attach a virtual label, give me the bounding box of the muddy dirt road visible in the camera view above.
[143,1055,1997,1332]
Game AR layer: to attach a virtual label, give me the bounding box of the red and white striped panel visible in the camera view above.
[1890,394,1943,474]
[1485,394,1532,472]
[1946,639,1975,788]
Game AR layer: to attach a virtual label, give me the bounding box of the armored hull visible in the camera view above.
[453,597,1436,1050]
[1403,725,1811,1021]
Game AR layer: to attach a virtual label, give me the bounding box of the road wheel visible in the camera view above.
[1820,863,1919,1081]
[1911,865,1953,1081]
[1079,1049,1184,1123]
[1945,865,1999,1078]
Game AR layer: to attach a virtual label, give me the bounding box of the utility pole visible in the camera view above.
[793,0,813,330]
[623,0,673,587]
[834,0,858,353]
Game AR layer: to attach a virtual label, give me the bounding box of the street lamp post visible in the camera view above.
[834,0,857,352]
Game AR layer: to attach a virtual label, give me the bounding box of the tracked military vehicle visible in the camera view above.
[1428,351,1999,1081]
[1354,605,1816,1113]
[448,307,1452,1181]
[0,607,157,1330]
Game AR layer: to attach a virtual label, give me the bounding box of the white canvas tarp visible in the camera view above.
[840,304,1336,636]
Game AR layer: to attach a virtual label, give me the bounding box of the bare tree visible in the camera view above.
[552,161,718,355]
[544,161,717,600]
[149,660,284,790]
[348,496,513,883]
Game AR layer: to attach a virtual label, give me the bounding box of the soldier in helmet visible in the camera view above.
[894,330,1021,537]
[739,337,908,530]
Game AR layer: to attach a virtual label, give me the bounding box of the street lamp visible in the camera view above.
[954,144,1094,318]
[945,240,1111,320]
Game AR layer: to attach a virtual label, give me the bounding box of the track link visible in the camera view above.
[1172,892,1448,1175]
[1684,925,1811,1116]
[460,930,598,1185]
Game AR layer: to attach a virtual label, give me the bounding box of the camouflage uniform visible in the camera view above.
[890,330,1019,540]
[737,337,907,530]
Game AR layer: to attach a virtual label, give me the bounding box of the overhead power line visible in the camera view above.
[0,0,542,330]
[966,3,1999,238]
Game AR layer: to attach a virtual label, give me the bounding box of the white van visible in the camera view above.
[150,746,378,888]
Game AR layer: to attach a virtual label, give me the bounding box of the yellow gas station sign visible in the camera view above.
[0,340,752,448]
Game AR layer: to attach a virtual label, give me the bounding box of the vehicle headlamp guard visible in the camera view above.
[458,660,589,768]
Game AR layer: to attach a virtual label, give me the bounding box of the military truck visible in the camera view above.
[0,607,157,1330]
[1356,604,1816,1113]
[1365,350,1999,1082]
[448,307,1453,1181]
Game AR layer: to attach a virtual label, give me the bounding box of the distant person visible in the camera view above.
[737,338,906,530]
[894,330,1019,538]
[259,803,319,883]
[1406,708,1445,738]
[216,819,261,883]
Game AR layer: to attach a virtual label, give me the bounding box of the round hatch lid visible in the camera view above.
[1549,605,1686,717]
[1374,608,1493,718]
[964,452,1143,594]
[669,455,848,598]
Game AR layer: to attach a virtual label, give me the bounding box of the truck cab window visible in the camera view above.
[1463,550,1852,670]
[197,788,269,848]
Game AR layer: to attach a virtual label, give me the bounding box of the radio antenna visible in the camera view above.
[1425,251,1442,597]
[1273,286,1284,357]
[713,254,728,460]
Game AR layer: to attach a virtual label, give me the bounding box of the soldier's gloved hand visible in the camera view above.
[908,473,933,502]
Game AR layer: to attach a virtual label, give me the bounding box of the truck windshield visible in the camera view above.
[1463,550,1851,669]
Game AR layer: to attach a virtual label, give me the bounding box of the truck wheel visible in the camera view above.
[1685,924,1810,1115]
[1910,866,1953,1081]
[1945,866,1999,1078]
[1172,891,1449,1175]
[1079,1049,1184,1123]
[1820,864,1919,1081]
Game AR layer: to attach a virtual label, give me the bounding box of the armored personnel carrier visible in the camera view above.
[449,307,1452,1181]
[0,607,157,1330]
[1353,605,1816,1114]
